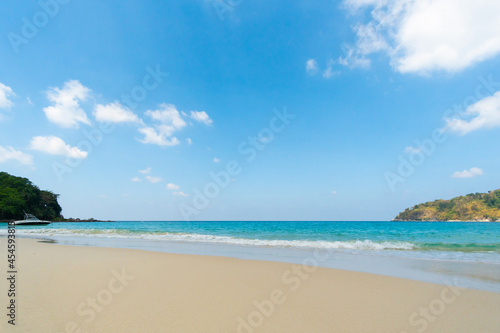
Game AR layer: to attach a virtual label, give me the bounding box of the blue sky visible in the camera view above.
[1,0,500,221]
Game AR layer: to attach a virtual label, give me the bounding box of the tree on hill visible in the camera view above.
[0,172,62,220]
[394,189,500,222]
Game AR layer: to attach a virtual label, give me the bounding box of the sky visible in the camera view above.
[0,0,500,221]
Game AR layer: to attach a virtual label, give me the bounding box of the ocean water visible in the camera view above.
[2,221,500,291]
[4,221,500,257]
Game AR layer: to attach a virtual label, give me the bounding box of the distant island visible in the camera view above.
[54,217,113,223]
[0,172,111,222]
[394,189,500,222]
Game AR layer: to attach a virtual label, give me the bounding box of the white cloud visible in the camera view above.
[94,102,141,123]
[43,80,91,128]
[190,111,213,125]
[213,157,220,163]
[186,138,192,145]
[30,136,88,159]
[404,146,422,154]
[338,46,372,69]
[139,104,186,146]
[0,83,15,109]
[332,190,338,195]
[173,191,189,197]
[444,91,500,135]
[0,146,33,165]
[146,104,187,129]
[323,59,340,78]
[131,177,141,182]
[306,59,318,75]
[305,59,341,78]
[451,167,484,178]
[341,0,500,74]
[145,175,162,183]
[138,127,181,146]
[138,167,151,174]
[139,104,213,146]
[166,183,180,190]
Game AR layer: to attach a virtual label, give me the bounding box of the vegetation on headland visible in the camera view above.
[0,172,62,221]
[394,189,500,222]
[0,172,111,222]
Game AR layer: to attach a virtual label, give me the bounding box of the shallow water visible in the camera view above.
[1,221,499,292]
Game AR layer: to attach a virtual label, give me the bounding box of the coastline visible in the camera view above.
[2,219,500,293]
[8,232,500,293]
[1,238,500,332]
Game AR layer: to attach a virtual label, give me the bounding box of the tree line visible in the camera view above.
[0,172,62,221]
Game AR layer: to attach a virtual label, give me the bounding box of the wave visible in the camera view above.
[2,228,499,253]
[1,228,416,251]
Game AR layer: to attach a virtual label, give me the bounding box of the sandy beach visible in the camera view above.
[1,238,499,333]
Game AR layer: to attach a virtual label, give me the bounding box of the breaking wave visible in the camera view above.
[1,228,417,251]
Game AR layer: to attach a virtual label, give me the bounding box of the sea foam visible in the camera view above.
[0,228,416,251]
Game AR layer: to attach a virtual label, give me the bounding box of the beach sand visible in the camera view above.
[1,238,499,333]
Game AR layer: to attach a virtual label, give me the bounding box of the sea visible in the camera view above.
[1,221,499,292]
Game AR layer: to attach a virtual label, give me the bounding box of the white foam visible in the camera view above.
[0,228,416,251]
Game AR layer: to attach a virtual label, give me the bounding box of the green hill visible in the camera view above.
[0,172,62,221]
[394,189,500,222]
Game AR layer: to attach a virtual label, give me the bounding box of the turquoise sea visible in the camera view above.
[2,221,500,291]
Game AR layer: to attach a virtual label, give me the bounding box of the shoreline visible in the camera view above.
[2,233,500,293]
[1,238,500,332]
